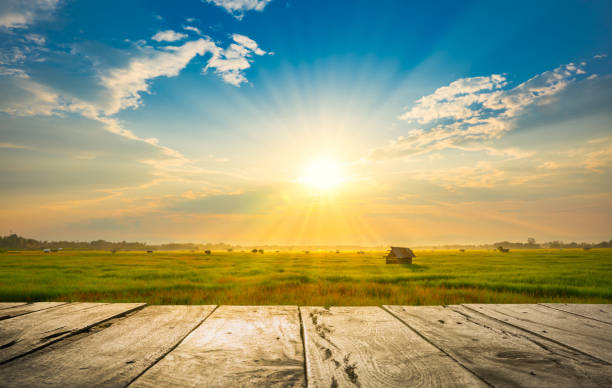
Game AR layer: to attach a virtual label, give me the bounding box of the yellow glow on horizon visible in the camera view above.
[299,156,345,191]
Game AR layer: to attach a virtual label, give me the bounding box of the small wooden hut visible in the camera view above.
[386,246,415,264]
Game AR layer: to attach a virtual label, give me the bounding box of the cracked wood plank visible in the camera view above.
[0,305,215,388]
[0,302,66,320]
[129,305,305,388]
[0,302,144,364]
[539,304,612,324]
[301,306,486,388]
[385,305,612,387]
[464,304,612,363]
[0,303,27,310]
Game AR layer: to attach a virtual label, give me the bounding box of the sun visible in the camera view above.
[299,156,345,191]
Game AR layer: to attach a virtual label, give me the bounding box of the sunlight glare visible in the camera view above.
[299,156,345,191]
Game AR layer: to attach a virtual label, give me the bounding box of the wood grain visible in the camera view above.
[464,304,612,363]
[0,305,215,388]
[385,305,612,387]
[0,302,144,364]
[540,304,612,324]
[130,305,305,388]
[0,302,66,320]
[301,306,486,388]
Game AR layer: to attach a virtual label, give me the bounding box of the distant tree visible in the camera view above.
[252,249,258,253]
[204,250,211,255]
[527,237,536,245]
[227,248,233,252]
[258,249,264,254]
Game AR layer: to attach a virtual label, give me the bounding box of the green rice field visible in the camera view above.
[0,249,610,305]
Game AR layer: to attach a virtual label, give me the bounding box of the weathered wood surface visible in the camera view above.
[0,303,609,387]
[540,303,612,324]
[130,305,305,388]
[301,306,486,388]
[0,302,66,320]
[464,304,612,363]
[385,305,612,387]
[0,305,216,388]
[0,303,27,310]
[0,302,144,364]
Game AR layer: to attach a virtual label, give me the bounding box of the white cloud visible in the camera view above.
[0,75,187,163]
[370,62,589,160]
[205,0,272,20]
[101,38,218,114]
[184,26,202,35]
[101,35,266,113]
[151,30,188,42]
[0,0,59,29]
[1,33,268,174]
[204,34,267,86]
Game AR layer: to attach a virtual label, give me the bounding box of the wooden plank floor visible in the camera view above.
[0,303,610,387]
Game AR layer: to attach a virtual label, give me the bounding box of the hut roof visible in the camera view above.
[388,246,415,258]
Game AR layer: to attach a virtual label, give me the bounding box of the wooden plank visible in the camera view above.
[0,302,66,320]
[130,305,305,388]
[0,303,27,310]
[0,302,144,364]
[385,305,612,388]
[464,304,612,363]
[0,305,216,388]
[540,304,612,324]
[301,306,486,388]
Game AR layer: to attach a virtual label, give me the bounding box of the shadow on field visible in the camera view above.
[399,264,429,271]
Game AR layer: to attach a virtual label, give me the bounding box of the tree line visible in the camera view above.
[0,234,610,251]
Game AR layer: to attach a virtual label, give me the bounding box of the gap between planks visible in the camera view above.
[380,305,494,388]
[297,307,309,388]
[125,305,219,387]
[538,303,612,325]
[460,304,611,365]
[0,303,146,366]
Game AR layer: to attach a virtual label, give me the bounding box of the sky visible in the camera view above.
[0,0,611,245]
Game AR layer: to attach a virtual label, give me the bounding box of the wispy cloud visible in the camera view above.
[151,30,188,42]
[0,142,29,149]
[0,0,60,29]
[205,0,272,20]
[418,161,506,191]
[370,62,590,160]
[101,39,217,115]
[583,143,612,172]
[102,35,267,114]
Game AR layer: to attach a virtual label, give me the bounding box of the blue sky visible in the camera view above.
[1,0,611,245]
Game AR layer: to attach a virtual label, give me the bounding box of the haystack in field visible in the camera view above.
[386,246,415,264]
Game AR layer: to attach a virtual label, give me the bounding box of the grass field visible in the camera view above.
[0,249,610,305]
